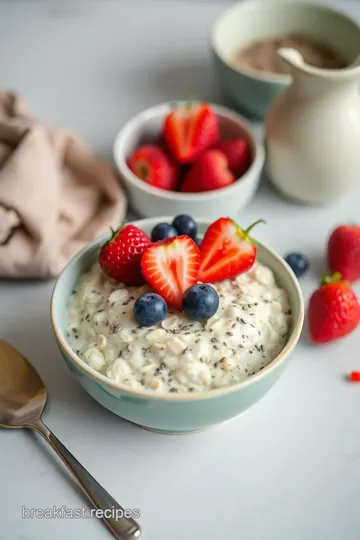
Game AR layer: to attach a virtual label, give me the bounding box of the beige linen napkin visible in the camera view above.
[0,91,126,278]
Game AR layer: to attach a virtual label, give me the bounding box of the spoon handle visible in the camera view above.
[31,419,141,540]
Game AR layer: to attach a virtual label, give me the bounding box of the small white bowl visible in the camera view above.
[113,102,265,219]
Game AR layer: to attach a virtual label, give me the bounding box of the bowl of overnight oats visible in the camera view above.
[211,0,360,117]
[51,215,304,434]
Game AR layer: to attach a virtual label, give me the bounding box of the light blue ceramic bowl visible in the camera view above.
[211,0,360,118]
[51,218,304,434]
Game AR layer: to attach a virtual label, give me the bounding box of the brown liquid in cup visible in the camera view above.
[233,34,348,75]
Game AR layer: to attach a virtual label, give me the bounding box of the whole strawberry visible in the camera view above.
[327,225,360,282]
[127,145,179,191]
[308,272,360,344]
[99,224,151,285]
[181,150,235,193]
[212,137,251,178]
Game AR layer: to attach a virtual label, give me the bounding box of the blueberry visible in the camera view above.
[172,214,197,240]
[133,293,167,326]
[284,252,309,278]
[195,237,202,248]
[151,223,178,242]
[182,284,219,321]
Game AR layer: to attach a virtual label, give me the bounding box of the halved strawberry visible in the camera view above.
[199,218,264,283]
[164,102,219,164]
[141,235,200,310]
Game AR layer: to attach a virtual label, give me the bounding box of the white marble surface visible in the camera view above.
[1,1,360,539]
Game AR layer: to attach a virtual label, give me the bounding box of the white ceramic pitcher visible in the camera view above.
[265,48,360,204]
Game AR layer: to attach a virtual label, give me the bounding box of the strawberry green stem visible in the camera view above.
[320,272,342,285]
[102,223,124,247]
[185,94,198,111]
[243,219,266,237]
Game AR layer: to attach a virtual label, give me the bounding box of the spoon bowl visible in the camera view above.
[0,339,47,428]
[0,339,141,540]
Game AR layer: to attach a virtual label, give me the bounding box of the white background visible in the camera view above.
[0,1,360,539]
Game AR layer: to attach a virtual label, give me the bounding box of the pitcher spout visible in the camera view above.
[278,48,305,74]
[277,47,360,84]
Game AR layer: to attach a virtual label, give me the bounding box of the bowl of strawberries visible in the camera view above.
[113,101,265,219]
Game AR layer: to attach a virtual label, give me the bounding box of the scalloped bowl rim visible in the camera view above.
[51,217,304,402]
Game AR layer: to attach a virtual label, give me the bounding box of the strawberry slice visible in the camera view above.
[164,102,219,164]
[141,235,200,310]
[199,218,264,283]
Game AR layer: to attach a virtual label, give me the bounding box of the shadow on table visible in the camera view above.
[136,56,223,104]
[140,55,267,122]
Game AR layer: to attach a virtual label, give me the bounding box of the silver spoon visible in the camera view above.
[0,339,141,540]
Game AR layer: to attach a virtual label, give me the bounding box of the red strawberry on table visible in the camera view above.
[199,217,264,283]
[327,225,360,282]
[181,150,235,193]
[99,224,151,286]
[164,102,219,164]
[212,137,251,178]
[141,235,200,310]
[308,273,360,344]
[127,145,179,191]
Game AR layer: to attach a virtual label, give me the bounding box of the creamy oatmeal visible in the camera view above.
[67,262,291,394]
[67,263,291,392]
[233,35,347,75]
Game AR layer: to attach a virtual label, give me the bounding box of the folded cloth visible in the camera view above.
[0,91,126,278]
